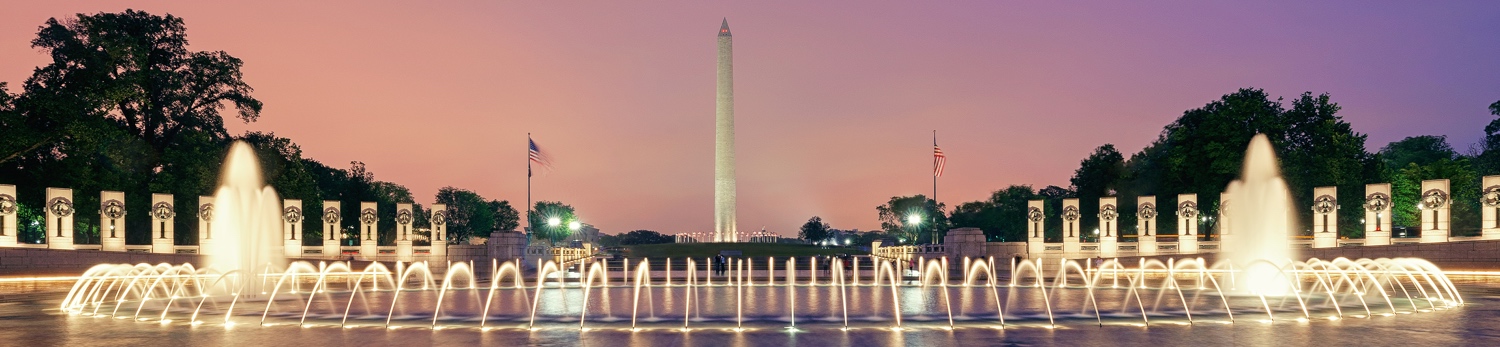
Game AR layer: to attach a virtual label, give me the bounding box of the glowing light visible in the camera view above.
[906,214,922,225]
[548,217,561,227]
[568,221,581,230]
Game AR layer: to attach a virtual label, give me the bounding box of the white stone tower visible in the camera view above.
[714,18,738,242]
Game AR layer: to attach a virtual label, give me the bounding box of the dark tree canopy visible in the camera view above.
[528,201,578,245]
[799,216,831,242]
[876,195,947,245]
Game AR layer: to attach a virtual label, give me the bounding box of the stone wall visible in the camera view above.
[0,247,205,276]
[1301,240,1500,270]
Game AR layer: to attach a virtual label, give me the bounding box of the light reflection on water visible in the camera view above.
[8,280,1500,346]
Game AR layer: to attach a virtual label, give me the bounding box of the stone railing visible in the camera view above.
[0,184,458,262]
[870,243,944,262]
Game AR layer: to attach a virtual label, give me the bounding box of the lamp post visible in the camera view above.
[905,214,922,245]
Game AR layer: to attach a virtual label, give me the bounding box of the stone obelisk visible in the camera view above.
[714,19,737,242]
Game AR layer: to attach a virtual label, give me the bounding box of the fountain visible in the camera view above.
[1223,134,1296,295]
[51,136,1469,337]
[205,142,287,295]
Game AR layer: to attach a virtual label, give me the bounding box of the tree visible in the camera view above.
[1114,89,1377,238]
[491,200,520,232]
[1277,93,1379,237]
[949,185,1039,242]
[799,216,831,242]
[1379,135,1457,170]
[1036,185,1075,241]
[1472,100,1500,176]
[1382,136,1480,236]
[528,201,578,245]
[876,195,947,245]
[1069,144,1125,236]
[434,187,509,241]
[617,230,673,245]
[6,10,261,165]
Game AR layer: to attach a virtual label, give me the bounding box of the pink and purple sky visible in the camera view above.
[3,1,1498,236]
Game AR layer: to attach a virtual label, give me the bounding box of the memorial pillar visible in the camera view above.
[359,202,377,258]
[1312,186,1339,248]
[0,185,16,247]
[1098,197,1118,258]
[1218,193,1231,237]
[1026,200,1045,257]
[1177,194,1198,253]
[100,191,126,251]
[1062,198,1081,256]
[283,199,303,258]
[1482,176,1500,239]
[322,201,342,257]
[1419,179,1450,243]
[395,203,413,261]
[45,188,75,250]
[150,194,175,253]
[1137,196,1157,256]
[1364,184,1392,245]
[430,204,448,258]
[198,196,214,253]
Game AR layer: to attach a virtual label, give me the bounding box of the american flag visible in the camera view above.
[529,138,553,177]
[933,144,946,178]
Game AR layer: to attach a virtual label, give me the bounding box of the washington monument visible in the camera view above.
[714,19,737,242]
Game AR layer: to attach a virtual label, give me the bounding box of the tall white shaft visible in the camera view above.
[715,19,737,243]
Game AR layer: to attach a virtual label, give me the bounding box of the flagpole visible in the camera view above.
[527,133,532,237]
[932,130,938,244]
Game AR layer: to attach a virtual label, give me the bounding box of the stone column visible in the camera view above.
[45,188,75,250]
[1419,179,1451,243]
[100,191,126,251]
[282,199,303,258]
[1218,193,1231,237]
[1482,176,1500,239]
[395,203,413,262]
[322,201,342,257]
[150,194,175,253]
[359,202,377,258]
[1177,194,1198,253]
[430,204,448,258]
[1312,186,1338,248]
[1364,184,1392,245]
[1026,200,1045,256]
[198,196,214,252]
[1098,197,1118,258]
[1137,196,1157,256]
[1062,198,1081,256]
[0,184,16,247]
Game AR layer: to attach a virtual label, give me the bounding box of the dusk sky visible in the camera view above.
[3,1,1498,236]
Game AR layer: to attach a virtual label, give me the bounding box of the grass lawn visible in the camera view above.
[621,243,867,258]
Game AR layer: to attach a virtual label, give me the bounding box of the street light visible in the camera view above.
[906,214,922,225]
[568,221,581,231]
[548,217,561,227]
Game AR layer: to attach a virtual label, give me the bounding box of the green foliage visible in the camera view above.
[1387,156,1479,236]
[434,187,518,242]
[948,185,1037,242]
[528,201,577,245]
[614,230,674,245]
[798,216,831,242]
[1069,144,1125,235]
[1473,100,1500,176]
[1036,185,1075,241]
[876,195,947,244]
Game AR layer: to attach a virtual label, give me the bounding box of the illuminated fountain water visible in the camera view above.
[1223,134,1296,295]
[205,142,287,295]
[55,137,1466,332]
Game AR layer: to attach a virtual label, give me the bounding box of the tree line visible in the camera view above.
[919,89,1500,244]
[0,10,575,246]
